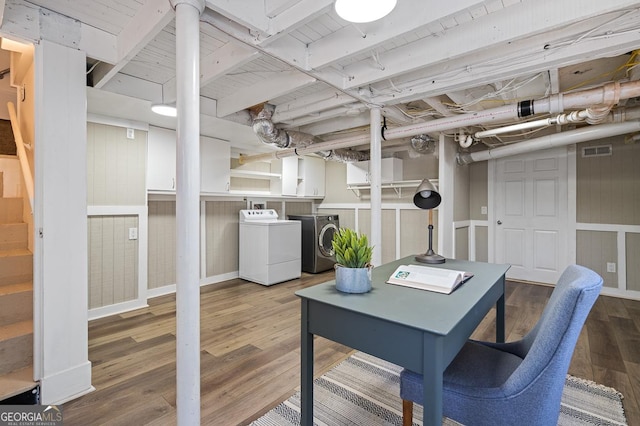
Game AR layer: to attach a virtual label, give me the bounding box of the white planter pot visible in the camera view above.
[335,264,372,293]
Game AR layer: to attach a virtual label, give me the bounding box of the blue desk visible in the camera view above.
[296,257,510,426]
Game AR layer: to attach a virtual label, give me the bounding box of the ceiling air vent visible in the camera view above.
[582,145,612,158]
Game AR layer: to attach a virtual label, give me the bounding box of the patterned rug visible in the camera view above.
[252,352,627,426]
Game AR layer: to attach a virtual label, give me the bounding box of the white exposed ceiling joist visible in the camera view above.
[368,22,640,107]
[162,42,259,104]
[92,0,174,89]
[216,70,316,117]
[296,113,370,135]
[273,89,355,122]
[303,0,489,69]
[324,0,640,91]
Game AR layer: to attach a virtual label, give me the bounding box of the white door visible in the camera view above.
[494,147,568,284]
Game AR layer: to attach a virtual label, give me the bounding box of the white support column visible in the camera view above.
[438,134,456,258]
[34,40,93,404]
[369,107,382,266]
[171,0,204,424]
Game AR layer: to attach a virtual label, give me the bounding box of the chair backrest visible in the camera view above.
[502,264,603,396]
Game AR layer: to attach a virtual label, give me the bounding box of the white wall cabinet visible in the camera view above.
[147,126,176,191]
[147,126,230,193]
[282,156,325,197]
[201,135,230,193]
[346,158,403,185]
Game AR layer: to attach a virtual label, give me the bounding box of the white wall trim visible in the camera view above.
[454,220,488,261]
[87,112,149,131]
[40,361,93,405]
[146,271,240,300]
[89,300,149,321]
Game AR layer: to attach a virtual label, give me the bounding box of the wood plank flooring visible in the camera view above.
[63,272,640,425]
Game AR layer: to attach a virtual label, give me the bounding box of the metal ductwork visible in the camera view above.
[250,106,370,162]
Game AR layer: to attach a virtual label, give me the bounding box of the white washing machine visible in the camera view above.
[239,209,301,285]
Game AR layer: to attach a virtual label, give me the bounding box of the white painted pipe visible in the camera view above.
[7,102,34,212]
[171,0,204,425]
[369,107,382,267]
[239,80,640,164]
[458,120,640,164]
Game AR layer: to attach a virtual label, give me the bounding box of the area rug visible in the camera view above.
[251,352,627,426]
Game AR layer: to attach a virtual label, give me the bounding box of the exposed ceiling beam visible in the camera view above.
[92,0,174,88]
[367,21,640,107]
[163,41,259,104]
[304,0,488,69]
[216,70,316,117]
[273,89,355,122]
[319,0,640,91]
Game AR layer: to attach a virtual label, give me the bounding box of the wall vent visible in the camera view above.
[582,145,612,157]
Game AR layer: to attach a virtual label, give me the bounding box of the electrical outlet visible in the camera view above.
[128,227,138,240]
[481,206,488,215]
[607,262,616,273]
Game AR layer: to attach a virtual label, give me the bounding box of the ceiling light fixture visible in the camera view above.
[151,104,177,117]
[334,0,397,23]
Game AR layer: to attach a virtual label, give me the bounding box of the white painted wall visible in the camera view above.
[34,40,92,404]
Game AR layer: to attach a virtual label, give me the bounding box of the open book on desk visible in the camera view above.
[387,264,474,294]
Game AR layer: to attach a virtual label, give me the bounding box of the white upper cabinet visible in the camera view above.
[346,158,403,186]
[201,135,230,193]
[282,156,325,197]
[147,126,230,193]
[147,126,177,191]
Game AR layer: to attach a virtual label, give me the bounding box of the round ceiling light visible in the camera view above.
[151,104,177,117]
[334,0,397,23]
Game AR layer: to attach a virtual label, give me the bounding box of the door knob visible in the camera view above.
[497,220,502,225]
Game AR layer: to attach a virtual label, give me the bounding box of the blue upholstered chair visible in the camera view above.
[400,265,603,426]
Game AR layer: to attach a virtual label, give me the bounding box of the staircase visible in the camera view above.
[0,184,36,401]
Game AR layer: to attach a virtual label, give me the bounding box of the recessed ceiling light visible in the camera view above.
[151,104,177,117]
[334,0,397,23]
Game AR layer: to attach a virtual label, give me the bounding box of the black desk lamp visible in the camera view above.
[413,179,445,264]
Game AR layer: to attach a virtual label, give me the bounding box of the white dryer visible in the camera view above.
[238,209,301,285]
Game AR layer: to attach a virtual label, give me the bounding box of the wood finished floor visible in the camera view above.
[63,272,640,425]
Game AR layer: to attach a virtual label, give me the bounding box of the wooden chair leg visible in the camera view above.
[402,399,413,426]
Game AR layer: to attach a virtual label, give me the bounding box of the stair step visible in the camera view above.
[0,366,37,402]
[0,248,32,286]
[0,320,33,376]
[0,282,32,324]
[0,198,22,224]
[0,222,28,250]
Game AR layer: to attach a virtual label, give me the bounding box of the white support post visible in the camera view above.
[171,0,204,425]
[370,107,382,266]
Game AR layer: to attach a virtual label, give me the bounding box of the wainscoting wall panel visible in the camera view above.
[205,200,245,277]
[88,215,138,309]
[148,201,176,290]
[626,232,640,292]
[577,230,618,288]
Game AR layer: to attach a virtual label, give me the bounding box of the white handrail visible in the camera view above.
[7,101,34,213]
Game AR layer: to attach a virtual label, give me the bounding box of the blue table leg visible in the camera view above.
[422,334,443,426]
[301,299,314,426]
[496,277,505,343]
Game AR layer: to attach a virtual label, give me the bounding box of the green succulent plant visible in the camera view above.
[332,228,373,268]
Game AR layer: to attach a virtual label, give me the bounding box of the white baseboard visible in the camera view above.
[40,361,93,405]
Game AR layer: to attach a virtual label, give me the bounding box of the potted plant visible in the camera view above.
[332,228,374,293]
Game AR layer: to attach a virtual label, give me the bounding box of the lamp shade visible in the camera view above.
[413,179,441,210]
[334,0,397,23]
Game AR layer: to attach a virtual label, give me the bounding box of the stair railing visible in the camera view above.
[7,102,34,213]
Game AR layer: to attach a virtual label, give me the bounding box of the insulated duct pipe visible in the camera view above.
[457,120,640,164]
[239,80,640,164]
